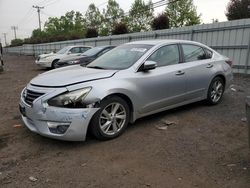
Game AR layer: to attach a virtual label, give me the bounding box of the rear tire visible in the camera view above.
[90,96,130,140]
[206,77,225,105]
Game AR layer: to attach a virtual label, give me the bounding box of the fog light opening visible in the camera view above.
[47,122,70,134]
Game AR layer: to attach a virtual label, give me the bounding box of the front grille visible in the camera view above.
[23,89,45,106]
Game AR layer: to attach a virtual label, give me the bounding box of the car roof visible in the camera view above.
[127,39,204,46]
[67,45,92,48]
[93,45,116,48]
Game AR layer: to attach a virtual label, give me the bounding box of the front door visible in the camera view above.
[133,44,187,115]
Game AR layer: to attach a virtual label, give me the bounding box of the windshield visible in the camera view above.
[82,47,106,56]
[56,47,70,54]
[87,44,153,70]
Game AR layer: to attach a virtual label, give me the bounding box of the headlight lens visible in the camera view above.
[68,60,80,64]
[48,87,91,108]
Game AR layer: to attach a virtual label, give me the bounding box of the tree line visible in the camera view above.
[10,0,250,47]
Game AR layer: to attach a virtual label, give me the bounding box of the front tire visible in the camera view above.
[90,96,130,140]
[207,77,225,105]
[51,59,59,69]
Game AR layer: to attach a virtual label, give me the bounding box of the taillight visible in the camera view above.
[225,60,233,67]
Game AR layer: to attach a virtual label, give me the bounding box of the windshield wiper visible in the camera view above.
[86,66,105,69]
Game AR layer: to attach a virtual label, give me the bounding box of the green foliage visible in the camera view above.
[20,0,206,45]
[10,39,23,46]
[85,4,103,34]
[151,13,170,30]
[85,28,98,38]
[128,0,154,32]
[44,10,86,41]
[226,0,250,20]
[165,0,201,27]
[112,22,129,35]
[101,0,125,36]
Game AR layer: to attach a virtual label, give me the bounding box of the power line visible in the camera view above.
[43,0,61,7]
[33,5,44,30]
[17,7,33,26]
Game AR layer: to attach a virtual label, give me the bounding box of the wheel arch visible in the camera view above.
[214,74,226,85]
[51,59,60,68]
[102,93,135,123]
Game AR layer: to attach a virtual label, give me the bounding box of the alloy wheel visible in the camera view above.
[99,102,127,136]
[210,80,224,103]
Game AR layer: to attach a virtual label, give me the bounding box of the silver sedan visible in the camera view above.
[19,40,233,141]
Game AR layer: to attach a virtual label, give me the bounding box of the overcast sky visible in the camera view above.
[0,0,230,45]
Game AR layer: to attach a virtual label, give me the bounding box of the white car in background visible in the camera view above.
[35,45,92,68]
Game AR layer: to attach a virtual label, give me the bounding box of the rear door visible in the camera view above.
[180,44,214,101]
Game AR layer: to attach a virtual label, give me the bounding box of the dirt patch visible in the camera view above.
[0,55,250,188]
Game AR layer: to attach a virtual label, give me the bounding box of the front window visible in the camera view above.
[56,47,71,54]
[87,44,153,70]
[147,45,180,67]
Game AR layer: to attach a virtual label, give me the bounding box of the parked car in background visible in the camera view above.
[0,42,3,72]
[20,40,233,141]
[55,45,116,68]
[35,45,92,68]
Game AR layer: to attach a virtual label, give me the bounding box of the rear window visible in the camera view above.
[182,44,207,62]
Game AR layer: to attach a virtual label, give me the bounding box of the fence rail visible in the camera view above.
[4,18,250,74]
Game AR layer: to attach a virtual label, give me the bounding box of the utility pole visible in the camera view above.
[2,33,7,46]
[11,26,18,39]
[33,5,44,30]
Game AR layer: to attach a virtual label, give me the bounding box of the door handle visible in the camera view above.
[175,70,185,76]
[206,64,213,68]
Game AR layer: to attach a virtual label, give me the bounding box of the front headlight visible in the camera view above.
[47,87,91,108]
[68,60,80,64]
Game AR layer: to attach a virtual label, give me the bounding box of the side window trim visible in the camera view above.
[178,43,185,63]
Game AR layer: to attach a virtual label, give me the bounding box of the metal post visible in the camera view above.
[154,33,158,39]
[245,32,250,74]
[246,96,250,148]
[128,36,132,42]
[109,37,112,45]
[190,29,194,41]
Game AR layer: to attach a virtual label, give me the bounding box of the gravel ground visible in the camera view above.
[0,55,250,188]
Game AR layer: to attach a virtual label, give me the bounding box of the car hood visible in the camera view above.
[59,54,86,62]
[39,52,55,58]
[39,53,68,60]
[30,65,118,87]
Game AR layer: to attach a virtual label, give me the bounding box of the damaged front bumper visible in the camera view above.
[19,86,99,141]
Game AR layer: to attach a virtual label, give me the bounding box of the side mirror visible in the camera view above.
[67,51,72,55]
[141,61,157,71]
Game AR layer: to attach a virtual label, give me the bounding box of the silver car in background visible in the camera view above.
[35,45,92,68]
[19,40,233,141]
